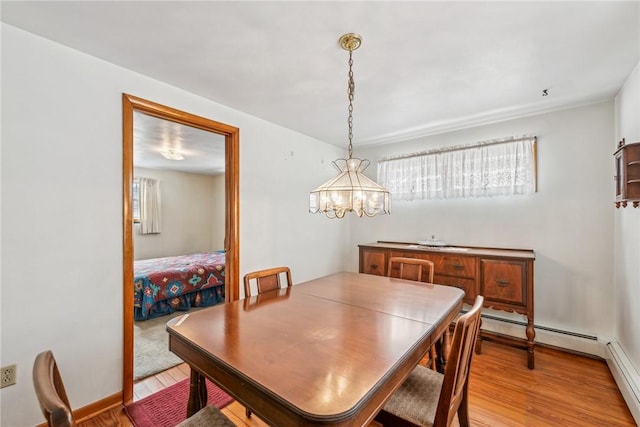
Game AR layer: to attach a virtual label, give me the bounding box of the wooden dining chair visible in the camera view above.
[33,351,77,427]
[33,350,235,427]
[243,266,293,298]
[387,256,439,369]
[387,256,435,283]
[243,266,293,417]
[375,295,484,427]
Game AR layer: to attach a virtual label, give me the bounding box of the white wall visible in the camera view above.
[350,102,616,351]
[211,173,226,250]
[614,61,640,372]
[133,167,223,260]
[0,24,348,427]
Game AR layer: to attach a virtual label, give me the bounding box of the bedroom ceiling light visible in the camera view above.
[309,33,390,219]
[160,149,184,160]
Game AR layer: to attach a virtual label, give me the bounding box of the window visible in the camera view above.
[133,177,161,234]
[132,178,140,223]
[378,136,537,201]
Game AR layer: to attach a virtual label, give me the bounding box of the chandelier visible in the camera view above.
[309,33,391,219]
[160,149,184,160]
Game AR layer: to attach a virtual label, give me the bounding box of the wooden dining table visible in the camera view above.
[166,271,464,427]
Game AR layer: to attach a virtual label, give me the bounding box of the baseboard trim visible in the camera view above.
[478,315,606,357]
[479,330,604,361]
[36,391,123,427]
[606,341,640,425]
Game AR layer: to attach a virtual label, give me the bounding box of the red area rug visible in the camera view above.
[126,379,234,427]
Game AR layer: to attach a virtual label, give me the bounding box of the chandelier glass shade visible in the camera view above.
[309,33,390,219]
[309,158,390,219]
[160,149,184,160]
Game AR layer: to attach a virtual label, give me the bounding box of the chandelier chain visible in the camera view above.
[347,50,355,159]
[308,33,390,219]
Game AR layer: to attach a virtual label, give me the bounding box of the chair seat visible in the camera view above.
[175,405,235,427]
[382,365,444,427]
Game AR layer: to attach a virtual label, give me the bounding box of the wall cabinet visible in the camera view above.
[359,241,536,369]
[614,139,640,208]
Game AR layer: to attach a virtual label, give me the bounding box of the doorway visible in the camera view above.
[122,94,239,403]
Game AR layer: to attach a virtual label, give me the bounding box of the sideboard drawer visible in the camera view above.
[434,255,476,278]
[481,259,526,306]
[434,275,477,304]
[390,251,419,259]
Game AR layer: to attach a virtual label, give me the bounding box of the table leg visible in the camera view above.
[434,339,443,373]
[526,317,535,369]
[475,318,483,354]
[442,328,451,361]
[435,329,451,374]
[187,367,208,417]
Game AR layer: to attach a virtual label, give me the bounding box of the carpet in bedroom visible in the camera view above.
[134,310,199,380]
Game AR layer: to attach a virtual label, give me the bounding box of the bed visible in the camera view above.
[134,251,226,321]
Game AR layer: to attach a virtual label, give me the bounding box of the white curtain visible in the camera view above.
[139,177,161,234]
[378,136,537,201]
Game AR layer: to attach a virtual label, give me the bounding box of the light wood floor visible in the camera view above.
[80,341,636,426]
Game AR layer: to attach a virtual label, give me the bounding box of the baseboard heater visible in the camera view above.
[606,341,640,424]
[460,311,598,341]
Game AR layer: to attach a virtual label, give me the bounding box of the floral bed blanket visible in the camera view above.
[134,251,225,321]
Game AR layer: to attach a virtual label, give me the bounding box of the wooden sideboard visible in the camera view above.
[359,241,536,369]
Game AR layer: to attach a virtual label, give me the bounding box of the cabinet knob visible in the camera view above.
[496,279,510,287]
[453,264,464,270]
[371,264,378,270]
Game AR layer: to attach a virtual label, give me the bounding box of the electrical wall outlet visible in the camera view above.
[1,364,17,388]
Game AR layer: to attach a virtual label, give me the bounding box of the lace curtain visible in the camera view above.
[139,177,161,234]
[378,136,537,201]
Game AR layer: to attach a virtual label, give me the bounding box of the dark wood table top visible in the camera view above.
[167,271,464,426]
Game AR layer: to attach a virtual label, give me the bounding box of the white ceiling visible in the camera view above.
[2,1,639,158]
[133,111,225,175]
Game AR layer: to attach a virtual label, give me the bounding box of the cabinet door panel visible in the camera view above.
[361,250,386,276]
[481,259,526,306]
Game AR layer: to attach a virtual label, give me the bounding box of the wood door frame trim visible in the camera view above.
[122,94,240,404]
